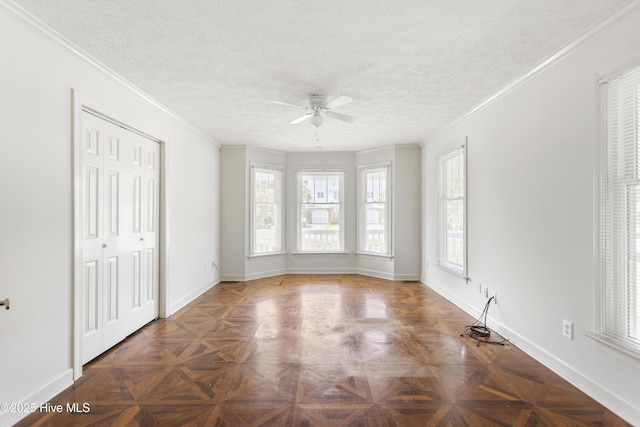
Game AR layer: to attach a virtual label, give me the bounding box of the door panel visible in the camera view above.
[81,112,105,363]
[84,167,99,240]
[81,111,160,364]
[101,121,128,349]
[106,256,119,322]
[145,247,155,303]
[84,260,100,334]
[132,250,141,308]
[133,175,142,234]
[143,139,159,317]
[106,171,119,237]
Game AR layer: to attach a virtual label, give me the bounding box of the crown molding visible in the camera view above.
[423,0,640,146]
[0,0,217,147]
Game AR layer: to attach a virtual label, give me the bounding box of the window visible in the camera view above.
[437,145,466,276]
[250,164,283,255]
[297,170,344,251]
[596,64,640,354]
[359,165,390,255]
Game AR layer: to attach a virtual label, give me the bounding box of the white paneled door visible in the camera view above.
[81,111,159,364]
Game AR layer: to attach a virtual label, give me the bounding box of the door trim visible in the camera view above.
[72,89,170,380]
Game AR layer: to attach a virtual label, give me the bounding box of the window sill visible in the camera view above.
[290,251,351,256]
[355,252,394,260]
[436,260,466,279]
[583,331,640,362]
[247,252,287,260]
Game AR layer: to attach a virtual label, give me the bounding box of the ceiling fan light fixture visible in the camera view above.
[310,111,324,128]
[274,94,354,128]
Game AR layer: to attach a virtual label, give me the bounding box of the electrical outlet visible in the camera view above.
[482,285,489,298]
[562,320,573,340]
[477,283,483,294]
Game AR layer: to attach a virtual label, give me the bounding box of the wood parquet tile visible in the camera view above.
[16,274,631,426]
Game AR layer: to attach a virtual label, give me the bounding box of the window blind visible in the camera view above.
[599,63,640,353]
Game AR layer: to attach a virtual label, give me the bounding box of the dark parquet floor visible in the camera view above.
[17,275,630,426]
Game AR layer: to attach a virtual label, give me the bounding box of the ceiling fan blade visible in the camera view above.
[290,113,313,124]
[326,95,353,109]
[272,100,309,109]
[326,111,356,123]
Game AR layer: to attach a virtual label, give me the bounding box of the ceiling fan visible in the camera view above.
[272,94,356,128]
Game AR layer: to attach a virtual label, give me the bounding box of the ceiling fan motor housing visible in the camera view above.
[309,94,328,110]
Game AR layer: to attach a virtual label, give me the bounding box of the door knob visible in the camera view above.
[102,243,109,248]
[139,237,144,241]
[0,299,9,310]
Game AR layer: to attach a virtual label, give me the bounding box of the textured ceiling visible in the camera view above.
[13,0,631,151]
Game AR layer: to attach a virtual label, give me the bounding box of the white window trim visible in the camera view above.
[436,143,468,279]
[357,162,392,256]
[249,162,284,257]
[296,168,345,253]
[592,63,640,357]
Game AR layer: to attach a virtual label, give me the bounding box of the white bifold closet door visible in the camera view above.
[81,111,159,364]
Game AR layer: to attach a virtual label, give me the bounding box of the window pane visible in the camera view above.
[446,199,463,266]
[299,172,343,251]
[366,171,386,203]
[300,205,340,251]
[252,168,281,254]
[255,203,277,252]
[302,174,341,203]
[255,171,276,203]
[365,203,385,252]
[446,154,464,199]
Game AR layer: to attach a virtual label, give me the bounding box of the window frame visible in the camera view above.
[436,144,467,278]
[592,63,640,357]
[249,162,284,257]
[296,169,345,253]
[357,163,392,256]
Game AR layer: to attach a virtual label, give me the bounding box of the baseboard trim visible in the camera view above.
[169,279,218,315]
[421,278,640,425]
[393,273,422,281]
[356,268,394,281]
[220,274,246,282]
[285,267,358,275]
[223,270,421,282]
[244,268,286,281]
[0,368,73,427]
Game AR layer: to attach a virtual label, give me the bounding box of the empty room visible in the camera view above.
[1,0,640,425]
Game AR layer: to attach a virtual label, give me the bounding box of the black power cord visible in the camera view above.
[461,296,508,346]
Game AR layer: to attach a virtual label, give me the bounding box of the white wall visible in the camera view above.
[0,5,219,426]
[220,146,421,281]
[392,145,421,280]
[168,137,220,313]
[220,146,247,280]
[421,6,640,424]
